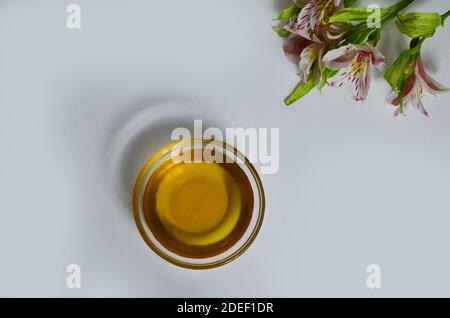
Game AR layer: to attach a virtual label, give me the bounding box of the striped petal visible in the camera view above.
[391,78,427,117]
[299,43,321,82]
[406,91,429,117]
[329,68,350,88]
[322,44,359,70]
[329,52,371,101]
[414,94,429,117]
[364,44,386,71]
[348,55,371,101]
[295,1,318,40]
[295,0,334,41]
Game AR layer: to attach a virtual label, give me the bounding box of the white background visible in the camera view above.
[0,0,450,297]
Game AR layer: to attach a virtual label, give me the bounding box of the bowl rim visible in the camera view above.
[132,138,265,269]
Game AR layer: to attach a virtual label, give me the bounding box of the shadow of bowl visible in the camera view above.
[103,97,223,221]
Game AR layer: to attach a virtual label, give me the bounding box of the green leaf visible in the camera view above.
[273,5,301,21]
[344,0,358,7]
[346,23,378,44]
[368,28,381,43]
[336,6,389,43]
[384,42,421,92]
[329,8,389,24]
[341,0,416,44]
[396,12,443,38]
[284,75,317,106]
[272,27,290,38]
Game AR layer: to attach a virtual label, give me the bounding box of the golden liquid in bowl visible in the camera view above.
[143,150,254,259]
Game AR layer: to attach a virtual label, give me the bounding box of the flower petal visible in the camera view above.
[298,43,320,82]
[322,44,359,70]
[387,90,400,106]
[283,35,313,64]
[283,15,299,34]
[329,68,349,88]
[295,0,330,41]
[317,44,326,75]
[417,96,429,117]
[364,44,386,71]
[347,54,371,101]
[393,95,412,117]
[295,2,315,40]
[416,58,450,95]
[402,72,418,99]
[326,22,350,41]
[407,92,429,117]
[323,0,344,20]
[393,105,402,117]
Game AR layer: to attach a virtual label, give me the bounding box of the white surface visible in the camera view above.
[1,0,450,297]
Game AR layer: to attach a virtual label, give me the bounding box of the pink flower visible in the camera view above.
[283,34,326,82]
[289,0,343,41]
[281,1,349,83]
[388,56,449,117]
[283,34,314,64]
[322,44,386,101]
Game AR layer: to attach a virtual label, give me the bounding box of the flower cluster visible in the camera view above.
[273,0,450,117]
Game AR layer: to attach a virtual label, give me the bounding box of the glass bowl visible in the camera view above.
[132,139,265,269]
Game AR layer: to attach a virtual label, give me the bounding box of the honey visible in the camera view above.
[143,149,254,259]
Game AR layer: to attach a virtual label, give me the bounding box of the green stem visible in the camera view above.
[364,0,415,45]
[390,0,416,12]
[381,0,416,28]
[343,0,358,7]
[442,10,450,24]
